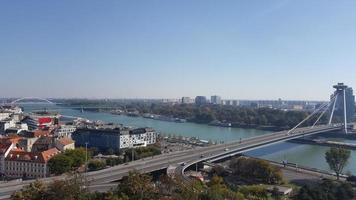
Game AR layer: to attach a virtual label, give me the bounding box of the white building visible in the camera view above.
[55,137,75,151]
[0,112,12,121]
[119,128,157,149]
[181,97,193,104]
[211,95,222,105]
[4,148,60,178]
[54,125,76,138]
[2,119,28,134]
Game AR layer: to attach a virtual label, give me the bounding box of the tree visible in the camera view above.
[114,171,157,200]
[44,174,91,200]
[230,157,283,184]
[239,185,268,200]
[48,154,73,175]
[294,179,355,200]
[64,148,87,168]
[88,159,106,171]
[12,181,46,200]
[325,147,351,180]
[203,176,244,200]
[12,175,99,200]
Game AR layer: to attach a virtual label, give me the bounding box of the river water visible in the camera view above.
[21,104,356,174]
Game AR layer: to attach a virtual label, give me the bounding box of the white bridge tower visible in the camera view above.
[329,83,349,133]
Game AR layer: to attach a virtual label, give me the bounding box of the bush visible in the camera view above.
[48,154,73,175]
[88,160,106,171]
[106,157,123,166]
[239,185,268,200]
[294,179,355,200]
[48,148,87,175]
[229,157,283,184]
[124,146,161,161]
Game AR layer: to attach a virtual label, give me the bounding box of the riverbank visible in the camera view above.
[288,131,356,149]
[21,104,356,175]
[78,107,285,132]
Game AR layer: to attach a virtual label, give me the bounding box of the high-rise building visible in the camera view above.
[330,83,355,123]
[195,96,207,105]
[232,100,239,106]
[181,97,192,104]
[210,95,222,105]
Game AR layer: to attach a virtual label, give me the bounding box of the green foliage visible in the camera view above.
[239,185,269,200]
[11,180,46,200]
[12,175,92,200]
[230,157,283,184]
[325,147,351,180]
[48,154,73,175]
[124,146,161,161]
[48,148,87,175]
[88,159,106,171]
[65,100,320,129]
[113,171,157,200]
[106,157,124,166]
[168,177,205,200]
[202,176,244,200]
[294,179,355,200]
[64,148,87,168]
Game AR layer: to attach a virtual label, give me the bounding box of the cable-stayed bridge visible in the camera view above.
[0,84,354,199]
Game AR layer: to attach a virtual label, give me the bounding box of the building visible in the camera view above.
[4,148,60,178]
[330,83,355,122]
[18,137,39,152]
[210,96,222,105]
[119,128,157,149]
[0,143,14,174]
[224,100,232,106]
[0,112,12,121]
[22,111,60,130]
[232,100,239,106]
[195,96,207,105]
[72,127,157,151]
[72,128,122,151]
[55,137,75,151]
[54,124,76,138]
[0,119,28,135]
[31,136,54,152]
[181,97,193,104]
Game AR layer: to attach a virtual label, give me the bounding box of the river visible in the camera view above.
[21,103,356,174]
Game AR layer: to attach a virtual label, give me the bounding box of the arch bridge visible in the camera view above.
[10,97,55,104]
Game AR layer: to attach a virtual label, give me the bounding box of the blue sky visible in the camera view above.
[1,0,356,100]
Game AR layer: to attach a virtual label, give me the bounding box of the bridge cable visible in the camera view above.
[311,96,337,128]
[287,95,337,134]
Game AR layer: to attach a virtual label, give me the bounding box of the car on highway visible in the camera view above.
[224,148,229,151]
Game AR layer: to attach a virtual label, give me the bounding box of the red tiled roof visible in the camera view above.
[0,143,12,154]
[0,136,22,144]
[33,129,51,137]
[40,148,60,162]
[58,137,74,146]
[6,148,60,163]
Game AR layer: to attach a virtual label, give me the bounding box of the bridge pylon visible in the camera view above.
[329,83,350,133]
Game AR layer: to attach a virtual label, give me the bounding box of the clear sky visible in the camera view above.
[1,0,356,100]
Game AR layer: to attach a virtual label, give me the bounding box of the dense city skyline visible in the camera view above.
[1,1,356,100]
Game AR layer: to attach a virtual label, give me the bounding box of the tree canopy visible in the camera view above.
[229,157,283,184]
[294,179,355,200]
[325,147,351,180]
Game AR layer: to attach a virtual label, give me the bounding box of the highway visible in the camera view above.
[0,125,342,199]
